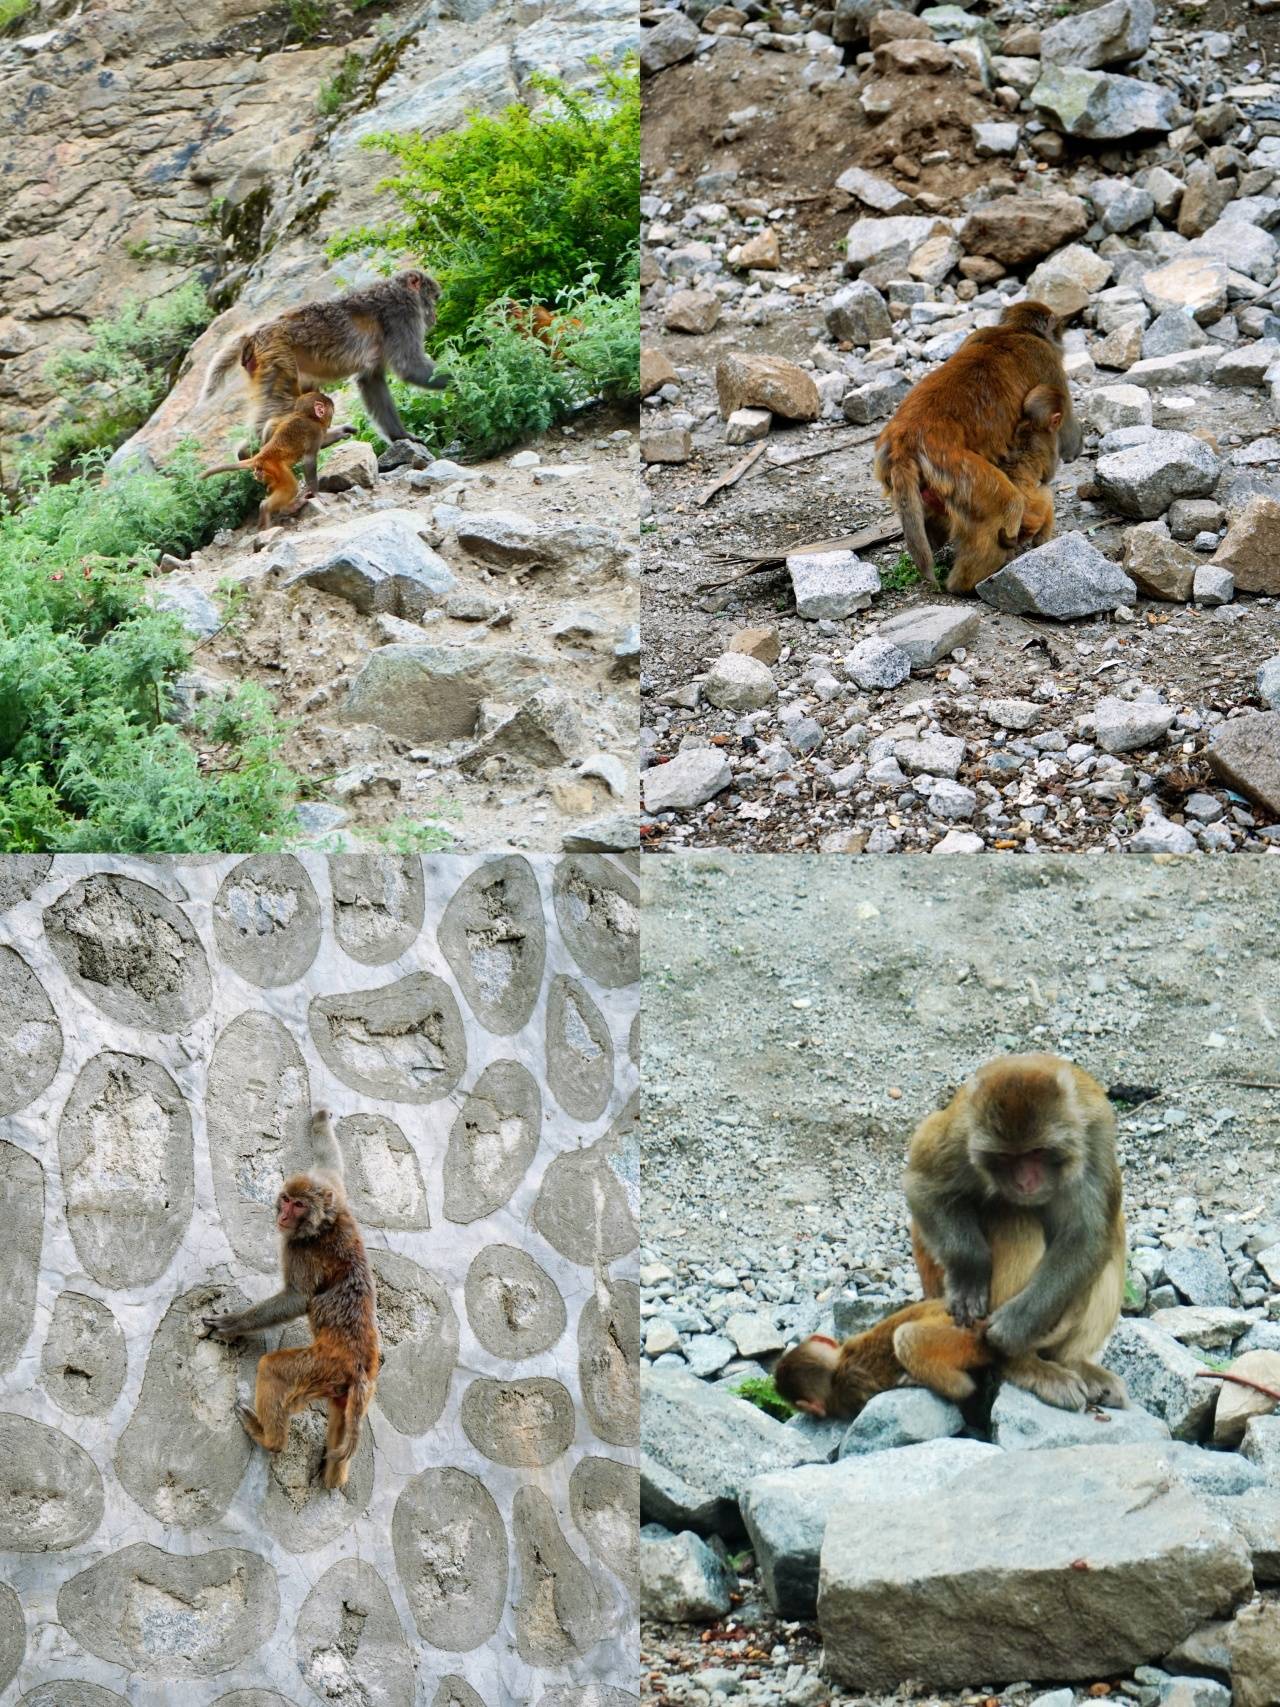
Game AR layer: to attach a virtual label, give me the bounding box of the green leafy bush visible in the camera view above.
[0,448,302,851]
[0,0,31,31]
[319,51,363,115]
[733,1376,795,1422]
[880,551,922,591]
[333,61,639,344]
[39,282,213,471]
[347,281,639,457]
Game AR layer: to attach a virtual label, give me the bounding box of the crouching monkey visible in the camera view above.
[774,1298,992,1421]
[905,1053,1128,1413]
[202,1110,380,1488]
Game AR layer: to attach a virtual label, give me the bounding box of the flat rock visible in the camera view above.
[1103,1320,1220,1440]
[819,1443,1253,1689]
[1040,0,1153,68]
[895,734,965,779]
[1150,1307,1251,1349]
[342,642,549,742]
[1208,712,1280,816]
[825,280,892,345]
[1212,494,1280,593]
[664,288,720,334]
[640,11,699,73]
[715,353,820,421]
[741,1439,999,1618]
[1212,1351,1280,1447]
[1140,256,1230,323]
[960,194,1089,266]
[1026,242,1113,316]
[1165,1245,1234,1309]
[788,551,880,618]
[1194,564,1234,606]
[838,1388,964,1455]
[875,604,979,667]
[641,347,680,398]
[316,439,378,492]
[1091,696,1176,753]
[1123,519,1199,601]
[642,1371,831,1539]
[992,1383,1170,1450]
[288,510,456,621]
[845,214,947,278]
[978,533,1138,618]
[642,750,732,813]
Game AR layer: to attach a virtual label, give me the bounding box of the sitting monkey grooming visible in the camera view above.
[905,1054,1128,1413]
[202,1110,380,1488]
[199,270,450,448]
[774,1299,992,1421]
[874,301,1082,596]
[202,390,352,530]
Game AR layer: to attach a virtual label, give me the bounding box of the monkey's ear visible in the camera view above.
[312,400,326,419]
[1049,410,1063,431]
[812,1334,840,1347]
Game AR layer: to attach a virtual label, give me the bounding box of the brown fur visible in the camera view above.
[202,1111,380,1489]
[998,383,1064,549]
[202,390,351,529]
[199,269,449,448]
[905,1054,1128,1413]
[774,1301,992,1420]
[874,301,1082,595]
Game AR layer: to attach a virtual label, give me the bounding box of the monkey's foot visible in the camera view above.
[201,1316,240,1341]
[1079,1360,1130,1409]
[236,1403,272,1447]
[322,1455,350,1490]
[1004,1354,1089,1412]
[945,1283,989,1328]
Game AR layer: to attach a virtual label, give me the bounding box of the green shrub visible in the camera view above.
[333,60,639,344]
[881,551,922,591]
[346,281,639,456]
[0,448,302,851]
[733,1376,795,1422]
[40,281,213,472]
[0,0,31,31]
[319,51,363,115]
[288,0,327,41]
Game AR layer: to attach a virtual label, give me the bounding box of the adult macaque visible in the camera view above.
[202,1110,380,1488]
[202,390,351,529]
[774,1299,992,1420]
[905,1054,1128,1413]
[199,270,449,447]
[874,301,1082,595]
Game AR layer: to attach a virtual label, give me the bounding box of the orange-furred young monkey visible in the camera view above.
[198,270,449,448]
[998,382,1066,549]
[874,301,1082,595]
[905,1054,1128,1414]
[201,390,351,529]
[773,1299,993,1420]
[202,1110,380,1488]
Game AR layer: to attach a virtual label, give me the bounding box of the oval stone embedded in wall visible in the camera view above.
[0,1415,104,1552]
[335,1112,429,1230]
[330,853,425,965]
[579,1277,639,1448]
[512,1485,607,1665]
[294,1560,414,1707]
[45,874,212,1031]
[392,1468,508,1651]
[552,856,639,989]
[309,972,466,1103]
[212,855,321,988]
[442,1060,542,1224]
[57,1543,279,1676]
[532,1115,638,1269]
[18,1685,129,1707]
[438,855,547,1035]
[464,1244,566,1359]
[0,1581,23,1694]
[570,1455,640,1590]
[0,1141,42,1375]
[460,1376,575,1467]
[368,1250,458,1436]
[545,975,613,1121]
[432,1681,487,1707]
[260,1322,374,1555]
[0,945,62,1115]
[41,1292,126,1417]
[58,1052,194,1289]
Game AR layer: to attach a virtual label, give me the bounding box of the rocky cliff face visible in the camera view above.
[0,0,636,459]
[0,852,639,1706]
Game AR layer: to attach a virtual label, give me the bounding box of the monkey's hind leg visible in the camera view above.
[945,453,1024,595]
[242,1348,308,1451]
[1002,1351,1089,1412]
[1019,484,1055,547]
[893,1319,988,1402]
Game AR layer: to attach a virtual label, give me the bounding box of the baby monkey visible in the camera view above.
[773,1299,992,1421]
[202,390,353,529]
[997,383,1065,551]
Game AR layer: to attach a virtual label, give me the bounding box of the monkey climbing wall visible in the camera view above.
[0,854,639,1707]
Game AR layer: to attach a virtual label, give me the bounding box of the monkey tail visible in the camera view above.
[200,463,245,480]
[332,1370,374,1473]
[198,333,254,404]
[888,457,933,576]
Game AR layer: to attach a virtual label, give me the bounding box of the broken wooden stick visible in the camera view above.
[697,517,904,588]
[1198,1370,1280,1402]
[694,440,766,508]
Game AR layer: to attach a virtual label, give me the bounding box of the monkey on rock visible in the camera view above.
[202,1110,380,1489]
[201,390,352,530]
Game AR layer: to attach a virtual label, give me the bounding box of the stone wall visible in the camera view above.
[0,853,639,1707]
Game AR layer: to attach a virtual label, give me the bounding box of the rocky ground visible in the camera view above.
[639,0,1280,854]
[158,419,638,852]
[639,853,1280,1706]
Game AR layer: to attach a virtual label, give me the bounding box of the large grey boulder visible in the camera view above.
[1040,0,1153,68]
[741,1439,999,1618]
[641,1372,827,1539]
[1102,1320,1220,1441]
[1094,431,1221,519]
[819,1444,1253,1690]
[1032,66,1178,139]
[978,534,1137,619]
[287,511,457,621]
[640,1524,734,1621]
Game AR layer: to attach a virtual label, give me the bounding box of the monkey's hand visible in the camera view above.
[983,1300,1037,1356]
[945,1274,989,1329]
[201,1313,246,1342]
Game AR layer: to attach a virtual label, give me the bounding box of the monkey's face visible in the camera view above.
[277,1192,312,1233]
[774,1335,840,1417]
[277,1175,335,1236]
